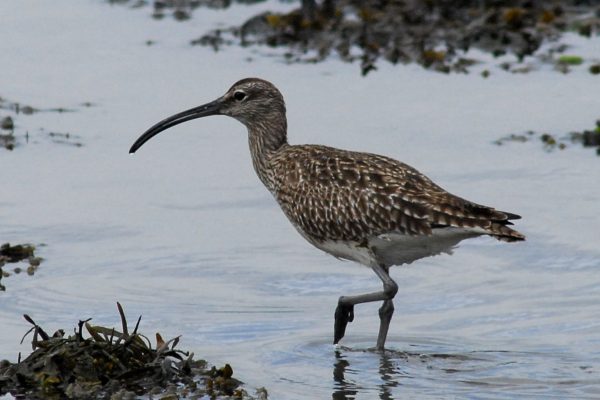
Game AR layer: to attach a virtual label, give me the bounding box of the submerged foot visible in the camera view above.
[333,303,354,344]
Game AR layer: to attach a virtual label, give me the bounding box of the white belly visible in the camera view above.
[310,227,484,268]
[315,239,377,267]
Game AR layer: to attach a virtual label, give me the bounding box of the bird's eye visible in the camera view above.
[234,91,246,101]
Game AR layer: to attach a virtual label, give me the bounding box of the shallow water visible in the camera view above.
[1,1,600,398]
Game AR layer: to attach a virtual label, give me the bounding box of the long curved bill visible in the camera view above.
[129,99,221,153]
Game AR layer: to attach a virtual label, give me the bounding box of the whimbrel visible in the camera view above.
[130,78,525,350]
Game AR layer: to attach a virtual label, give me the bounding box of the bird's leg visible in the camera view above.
[377,299,394,351]
[334,263,398,349]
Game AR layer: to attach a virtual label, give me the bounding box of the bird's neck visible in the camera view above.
[247,119,288,191]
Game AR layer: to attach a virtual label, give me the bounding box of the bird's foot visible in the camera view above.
[333,303,354,344]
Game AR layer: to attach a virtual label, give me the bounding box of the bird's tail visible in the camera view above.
[487,211,525,242]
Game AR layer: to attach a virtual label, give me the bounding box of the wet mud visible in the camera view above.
[0,303,268,399]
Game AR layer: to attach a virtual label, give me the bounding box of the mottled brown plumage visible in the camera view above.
[130,77,525,350]
[270,144,523,244]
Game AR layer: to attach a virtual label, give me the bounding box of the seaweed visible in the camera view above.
[112,0,600,75]
[0,303,268,399]
[0,243,44,290]
[494,119,600,155]
[0,95,89,150]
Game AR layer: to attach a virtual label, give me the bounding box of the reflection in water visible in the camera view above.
[332,350,357,400]
[329,344,600,399]
[377,351,400,400]
[332,349,402,400]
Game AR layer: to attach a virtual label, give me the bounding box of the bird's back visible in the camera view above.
[268,144,524,265]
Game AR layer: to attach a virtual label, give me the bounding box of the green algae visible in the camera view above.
[557,55,584,65]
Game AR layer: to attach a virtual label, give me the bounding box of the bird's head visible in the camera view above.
[129,77,286,154]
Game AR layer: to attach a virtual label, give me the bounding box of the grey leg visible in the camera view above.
[334,264,398,349]
[377,299,394,351]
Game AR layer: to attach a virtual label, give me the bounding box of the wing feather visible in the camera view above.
[271,145,524,242]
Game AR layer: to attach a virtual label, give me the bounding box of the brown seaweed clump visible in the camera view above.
[494,119,600,155]
[110,0,600,75]
[0,95,87,150]
[1,116,16,150]
[0,243,44,290]
[0,303,268,399]
[193,0,600,75]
